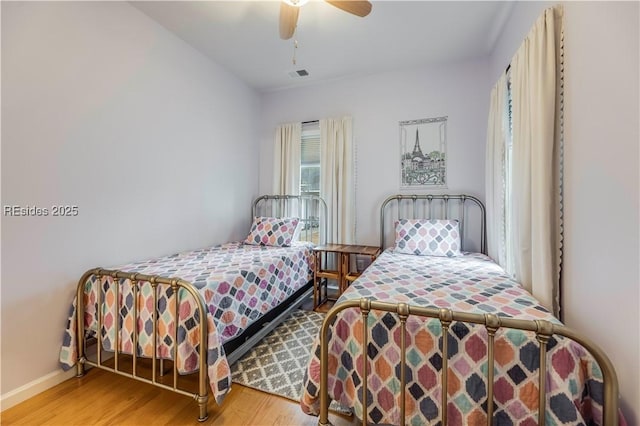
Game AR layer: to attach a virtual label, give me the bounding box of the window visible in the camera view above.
[274,118,354,244]
[300,122,320,196]
[299,122,321,242]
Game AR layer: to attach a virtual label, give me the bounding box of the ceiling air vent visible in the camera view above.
[287,69,310,79]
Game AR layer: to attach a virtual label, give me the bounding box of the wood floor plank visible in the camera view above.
[1,368,357,426]
[3,303,352,425]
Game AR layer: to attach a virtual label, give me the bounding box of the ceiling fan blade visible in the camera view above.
[325,0,372,17]
[279,1,299,40]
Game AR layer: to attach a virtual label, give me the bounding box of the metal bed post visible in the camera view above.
[131,274,139,377]
[75,268,100,378]
[438,308,452,424]
[172,279,179,391]
[113,272,120,373]
[360,299,371,426]
[96,272,103,367]
[397,303,409,426]
[151,277,158,385]
[484,314,500,424]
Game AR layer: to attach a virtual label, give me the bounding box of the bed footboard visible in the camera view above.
[317,299,619,426]
[74,268,210,422]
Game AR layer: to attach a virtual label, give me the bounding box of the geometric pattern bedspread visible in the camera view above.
[59,241,314,404]
[301,250,612,425]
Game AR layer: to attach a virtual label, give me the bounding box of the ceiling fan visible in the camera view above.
[279,0,373,40]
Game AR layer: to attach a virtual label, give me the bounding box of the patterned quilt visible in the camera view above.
[301,250,613,425]
[60,241,314,404]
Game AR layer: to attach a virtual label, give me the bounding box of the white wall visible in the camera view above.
[489,1,639,422]
[1,1,260,399]
[260,59,490,250]
[562,2,640,421]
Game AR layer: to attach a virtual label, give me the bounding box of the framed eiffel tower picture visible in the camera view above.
[399,116,448,189]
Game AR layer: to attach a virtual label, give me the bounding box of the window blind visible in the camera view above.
[301,123,320,165]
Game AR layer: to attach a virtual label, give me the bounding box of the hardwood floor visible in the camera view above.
[2,301,354,426]
[1,368,356,425]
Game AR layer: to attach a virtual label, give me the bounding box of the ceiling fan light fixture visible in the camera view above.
[279,0,372,40]
[283,0,309,7]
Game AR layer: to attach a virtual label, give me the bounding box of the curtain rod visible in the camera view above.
[302,120,319,124]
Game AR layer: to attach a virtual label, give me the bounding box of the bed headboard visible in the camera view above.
[252,194,328,245]
[380,194,486,254]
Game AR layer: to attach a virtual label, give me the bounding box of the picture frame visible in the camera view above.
[399,116,448,189]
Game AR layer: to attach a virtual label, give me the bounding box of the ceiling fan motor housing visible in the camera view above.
[279,0,372,40]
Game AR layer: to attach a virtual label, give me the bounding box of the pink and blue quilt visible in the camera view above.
[301,249,620,425]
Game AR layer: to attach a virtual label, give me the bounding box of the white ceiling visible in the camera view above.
[131,1,512,93]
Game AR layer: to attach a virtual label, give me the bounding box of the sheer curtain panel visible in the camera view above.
[320,117,355,244]
[273,122,302,195]
[510,6,564,315]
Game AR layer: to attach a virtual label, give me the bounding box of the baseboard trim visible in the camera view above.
[1,368,76,411]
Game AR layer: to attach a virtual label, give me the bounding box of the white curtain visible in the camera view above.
[320,117,355,244]
[273,122,301,195]
[510,6,564,315]
[485,73,509,269]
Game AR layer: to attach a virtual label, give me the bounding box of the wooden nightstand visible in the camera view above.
[312,244,381,308]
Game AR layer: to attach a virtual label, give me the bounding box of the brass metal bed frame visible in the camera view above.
[315,194,619,425]
[73,194,327,422]
[318,299,619,426]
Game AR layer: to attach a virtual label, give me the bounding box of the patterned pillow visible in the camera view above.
[244,216,300,247]
[394,219,462,257]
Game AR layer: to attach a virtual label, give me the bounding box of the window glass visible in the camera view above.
[301,123,320,196]
[299,122,321,243]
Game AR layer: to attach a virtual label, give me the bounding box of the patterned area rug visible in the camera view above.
[231,310,350,414]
